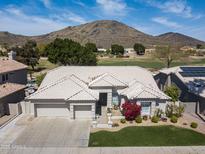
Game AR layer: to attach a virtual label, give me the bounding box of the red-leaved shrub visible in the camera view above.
[122,101,141,121]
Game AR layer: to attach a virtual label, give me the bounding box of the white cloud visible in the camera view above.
[40,0,51,8]
[144,0,201,19]
[0,6,87,35]
[51,11,87,24]
[73,0,86,7]
[96,0,128,16]
[152,17,182,29]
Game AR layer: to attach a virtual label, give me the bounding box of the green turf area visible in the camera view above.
[89,126,205,146]
[28,59,58,73]
[97,58,205,70]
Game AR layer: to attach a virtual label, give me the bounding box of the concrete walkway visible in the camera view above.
[0,146,205,154]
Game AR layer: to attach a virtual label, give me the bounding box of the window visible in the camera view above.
[141,102,151,115]
[2,74,8,82]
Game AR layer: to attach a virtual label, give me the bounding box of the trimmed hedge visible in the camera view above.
[190,122,198,128]
[151,116,159,123]
[170,115,178,123]
[120,119,126,124]
[135,116,142,123]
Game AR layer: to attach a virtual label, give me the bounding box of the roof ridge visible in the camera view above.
[70,74,88,85]
[107,73,128,86]
[88,73,108,86]
[89,72,128,87]
[145,85,169,98]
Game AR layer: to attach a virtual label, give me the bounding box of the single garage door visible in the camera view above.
[36,104,70,117]
[74,105,92,119]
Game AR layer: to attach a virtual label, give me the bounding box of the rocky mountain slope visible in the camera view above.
[0,20,204,48]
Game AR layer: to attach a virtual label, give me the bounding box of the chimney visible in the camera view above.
[8,50,16,60]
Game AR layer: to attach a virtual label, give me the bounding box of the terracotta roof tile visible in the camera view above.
[0,83,26,98]
[0,59,27,74]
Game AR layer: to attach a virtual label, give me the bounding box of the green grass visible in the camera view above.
[97,58,205,70]
[28,59,58,73]
[89,126,205,146]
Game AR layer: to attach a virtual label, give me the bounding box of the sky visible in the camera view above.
[0,0,205,41]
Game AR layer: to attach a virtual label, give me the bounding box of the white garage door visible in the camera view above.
[36,104,70,117]
[74,105,92,119]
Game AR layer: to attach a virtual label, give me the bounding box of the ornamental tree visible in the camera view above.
[122,101,141,121]
[111,44,124,55]
[133,43,145,55]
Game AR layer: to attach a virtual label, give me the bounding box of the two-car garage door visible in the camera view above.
[36,104,70,117]
[35,104,92,119]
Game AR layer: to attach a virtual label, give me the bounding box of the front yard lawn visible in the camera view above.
[89,125,205,146]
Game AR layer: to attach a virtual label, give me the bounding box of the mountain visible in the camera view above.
[0,20,204,48]
[32,20,162,48]
[157,32,205,46]
[0,32,28,46]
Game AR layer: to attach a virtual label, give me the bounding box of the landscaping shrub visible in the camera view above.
[113,105,118,110]
[154,108,164,118]
[164,85,179,102]
[122,101,141,121]
[120,118,126,124]
[170,115,178,123]
[190,122,198,128]
[175,105,185,117]
[165,103,184,118]
[151,116,159,123]
[135,116,142,123]
[143,115,148,121]
[112,123,119,127]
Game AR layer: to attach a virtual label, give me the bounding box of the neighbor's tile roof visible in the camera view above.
[0,83,26,98]
[0,58,27,74]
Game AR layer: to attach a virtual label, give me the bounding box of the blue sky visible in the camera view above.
[0,0,205,41]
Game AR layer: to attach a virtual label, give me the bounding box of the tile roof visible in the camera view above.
[88,73,128,88]
[28,66,169,101]
[0,83,26,98]
[119,80,170,100]
[0,59,27,74]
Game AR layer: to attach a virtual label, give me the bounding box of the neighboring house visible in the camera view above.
[26,66,170,120]
[154,66,205,114]
[180,46,195,51]
[0,56,27,117]
[97,48,107,52]
[124,48,136,57]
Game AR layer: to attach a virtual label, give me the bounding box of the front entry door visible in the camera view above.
[96,93,108,115]
[99,93,107,106]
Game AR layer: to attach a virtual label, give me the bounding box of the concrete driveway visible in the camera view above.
[12,117,91,147]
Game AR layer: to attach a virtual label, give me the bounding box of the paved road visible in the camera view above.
[13,117,91,147]
[0,146,205,154]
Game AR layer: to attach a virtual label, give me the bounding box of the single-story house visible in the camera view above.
[154,66,205,114]
[26,66,170,120]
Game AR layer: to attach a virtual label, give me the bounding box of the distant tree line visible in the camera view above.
[11,39,97,70]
